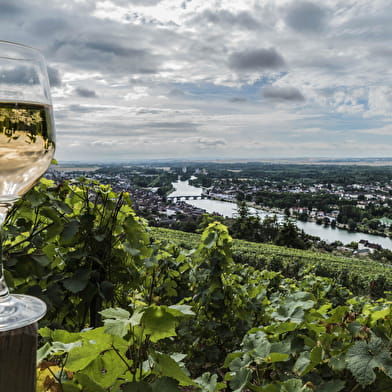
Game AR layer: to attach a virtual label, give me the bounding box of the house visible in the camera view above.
[379,217,392,228]
[354,248,372,257]
[357,239,382,254]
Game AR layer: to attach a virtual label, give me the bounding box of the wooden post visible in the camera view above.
[0,322,37,391]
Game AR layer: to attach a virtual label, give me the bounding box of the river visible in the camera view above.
[169,179,392,250]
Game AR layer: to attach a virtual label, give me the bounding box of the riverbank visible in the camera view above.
[170,180,392,250]
[212,196,392,240]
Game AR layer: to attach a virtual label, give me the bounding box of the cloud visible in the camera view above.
[169,88,186,97]
[188,9,262,30]
[110,0,162,5]
[229,97,247,103]
[28,17,69,36]
[145,121,199,133]
[285,1,327,32]
[47,66,62,87]
[263,86,305,102]
[49,38,161,75]
[91,139,118,146]
[357,125,392,135]
[0,65,39,85]
[229,48,286,71]
[370,46,392,59]
[1,0,390,161]
[197,137,226,147]
[68,104,106,113]
[0,1,23,18]
[367,86,392,116]
[83,41,144,57]
[75,87,98,98]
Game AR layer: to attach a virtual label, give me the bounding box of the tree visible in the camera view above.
[274,218,307,249]
[230,202,263,242]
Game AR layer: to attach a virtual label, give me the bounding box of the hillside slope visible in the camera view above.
[150,226,392,296]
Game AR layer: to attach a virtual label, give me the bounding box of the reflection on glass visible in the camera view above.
[0,41,55,331]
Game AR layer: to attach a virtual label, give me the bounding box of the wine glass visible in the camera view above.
[0,41,55,331]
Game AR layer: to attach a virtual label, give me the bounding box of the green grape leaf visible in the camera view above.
[31,252,50,267]
[325,306,350,323]
[142,306,178,342]
[265,353,290,363]
[100,307,130,320]
[310,346,322,363]
[82,349,131,388]
[264,322,297,336]
[73,373,106,392]
[42,243,57,261]
[38,327,52,338]
[370,307,390,324]
[270,341,291,355]
[272,292,314,323]
[123,381,153,392]
[328,354,346,372]
[242,330,268,353]
[99,280,115,300]
[61,383,81,392]
[317,380,346,392]
[203,231,218,249]
[61,220,80,242]
[261,385,279,392]
[50,340,83,354]
[346,336,392,386]
[25,189,46,207]
[52,329,82,343]
[62,269,91,293]
[223,352,243,368]
[229,367,252,392]
[280,379,310,392]
[293,352,310,376]
[124,246,141,257]
[37,342,52,363]
[40,206,61,223]
[100,307,132,337]
[102,318,131,338]
[195,372,222,392]
[130,308,144,327]
[151,377,179,392]
[65,343,101,371]
[166,304,195,317]
[66,328,113,371]
[151,352,195,386]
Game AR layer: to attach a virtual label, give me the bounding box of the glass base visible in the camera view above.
[0,294,46,332]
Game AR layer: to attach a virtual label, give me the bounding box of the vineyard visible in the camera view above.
[2,179,392,391]
[151,227,392,297]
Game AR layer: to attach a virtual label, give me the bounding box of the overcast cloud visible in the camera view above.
[1,0,391,161]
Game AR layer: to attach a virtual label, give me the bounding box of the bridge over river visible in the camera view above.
[167,194,210,201]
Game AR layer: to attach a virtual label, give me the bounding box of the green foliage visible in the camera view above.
[346,336,392,385]
[37,301,194,391]
[151,226,392,296]
[4,179,392,391]
[4,178,151,329]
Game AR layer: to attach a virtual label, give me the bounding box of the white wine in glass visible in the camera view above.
[0,41,55,331]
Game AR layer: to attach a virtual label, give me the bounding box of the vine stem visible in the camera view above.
[111,344,134,374]
[350,384,361,392]
[47,365,63,390]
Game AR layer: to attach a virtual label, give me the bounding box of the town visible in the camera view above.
[45,162,392,250]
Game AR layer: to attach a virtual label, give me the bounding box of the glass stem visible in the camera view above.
[0,206,10,300]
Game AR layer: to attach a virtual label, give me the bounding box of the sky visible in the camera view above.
[1,0,392,162]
